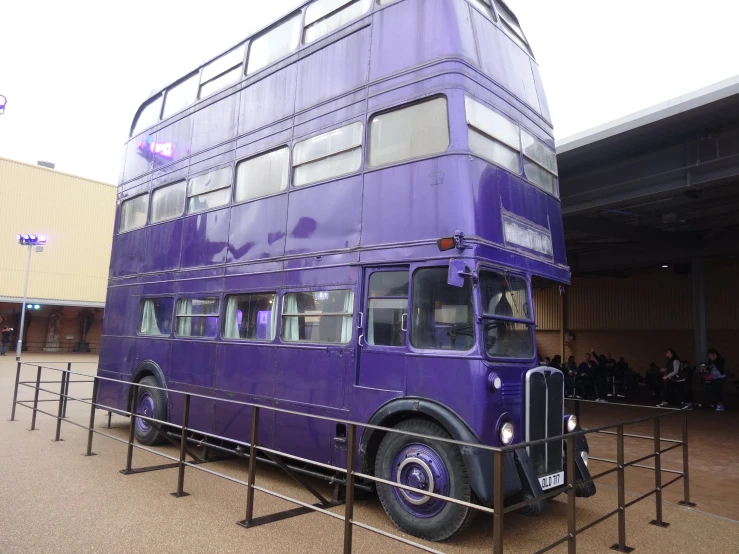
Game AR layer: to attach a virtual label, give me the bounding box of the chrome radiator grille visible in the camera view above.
[525,367,564,476]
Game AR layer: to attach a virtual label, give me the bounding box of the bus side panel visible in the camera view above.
[361,157,473,246]
[285,176,362,255]
[143,219,184,273]
[180,208,230,268]
[228,194,288,263]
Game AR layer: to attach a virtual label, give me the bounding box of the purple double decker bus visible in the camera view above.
[99,0,595,540]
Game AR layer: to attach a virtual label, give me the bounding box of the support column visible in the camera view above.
[560,287,568,360]
[692,258,708,362]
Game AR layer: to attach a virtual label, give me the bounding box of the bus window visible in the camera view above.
[223,293,278,340]
[304,0,372,44]
[199,45,246,99]
[293,122,363,187]
[368,97,449,167]
[282,290,354,344]
[368,271,408,347]
[468,0,496,20]
[151,181,186,223]
[175,297,220,337]
[235,147,289,203]
[465,96,521,174]
[119,194,149,233]
[521,130,558,196]
[410,268,474,351]
[479,270,534,358]
[492,0,533,56]
[131,96,162,137]
[247,14,302,75]
[187,166,233,214]
[139,298,174,336]
[377,0,399,5]
[163,73,199,119]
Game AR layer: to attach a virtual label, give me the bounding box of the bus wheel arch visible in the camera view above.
[360,398,520,508]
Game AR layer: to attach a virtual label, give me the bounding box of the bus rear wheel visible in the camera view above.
[133,376,167,446]
[375,418,475,542]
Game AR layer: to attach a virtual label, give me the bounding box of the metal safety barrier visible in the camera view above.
[8,361,696,554]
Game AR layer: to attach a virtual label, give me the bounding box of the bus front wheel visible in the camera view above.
[375,418,476,542]
[132,376,167,446]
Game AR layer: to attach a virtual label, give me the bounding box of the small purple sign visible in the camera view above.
[256,311,271,340]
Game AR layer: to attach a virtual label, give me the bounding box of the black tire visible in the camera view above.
[375,418,475,542]
[132,376,167,446]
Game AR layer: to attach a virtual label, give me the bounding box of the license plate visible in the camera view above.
[539,471,564,491]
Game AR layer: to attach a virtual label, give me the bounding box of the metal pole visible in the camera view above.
[15,244,32,361]
[492,449,504,554]
[678,411,696,507]
[574,398,581,423]
[243,407,260,527]
[610,425,633,552]
[172,394,191,498]
[9,361,22,421]
[650,417,668,527]
[122,385,137,472]
[566,435,577,554]
[343,423,356,554]
[84,377,99,456]
[62,362,71,418]
[29,365,42,431]
[53,370,68,441]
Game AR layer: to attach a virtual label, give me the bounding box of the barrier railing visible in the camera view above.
[8,361,695,553]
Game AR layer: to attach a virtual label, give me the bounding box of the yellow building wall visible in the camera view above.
[0,158,116,305]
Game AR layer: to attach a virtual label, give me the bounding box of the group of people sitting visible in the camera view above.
[542,351,631,403]
[541,348,728,411]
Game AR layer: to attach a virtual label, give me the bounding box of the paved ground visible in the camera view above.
[1,354,738,553]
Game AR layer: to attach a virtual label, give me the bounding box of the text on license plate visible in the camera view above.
[539,471,564,491]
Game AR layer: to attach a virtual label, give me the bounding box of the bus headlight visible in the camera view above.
[581,451,589,466]
[565,415,578,433]
[499,422,514,445]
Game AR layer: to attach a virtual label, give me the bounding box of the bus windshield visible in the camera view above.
[479,270,534,359]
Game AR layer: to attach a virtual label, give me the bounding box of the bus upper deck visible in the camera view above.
[114,0,565,285]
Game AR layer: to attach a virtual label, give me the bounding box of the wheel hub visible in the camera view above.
[392,443,450,518]
[135,391,154,433]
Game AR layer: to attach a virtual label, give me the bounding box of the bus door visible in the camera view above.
[273,287,356,465]
[357,267,410,392]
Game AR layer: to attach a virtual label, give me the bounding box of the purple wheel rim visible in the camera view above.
[136,391,155,433]
[391,443,450,518]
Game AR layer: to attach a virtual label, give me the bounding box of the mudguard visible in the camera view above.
[360,397,522,506]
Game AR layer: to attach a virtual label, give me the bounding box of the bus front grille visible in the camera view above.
[525,367,564,476]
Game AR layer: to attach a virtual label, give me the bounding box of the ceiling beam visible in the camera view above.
[563,216,701,248]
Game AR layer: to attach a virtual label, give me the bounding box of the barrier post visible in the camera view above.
[574,398,581,423]
[566,434,577,554]
[122,385,137,472]
[343,423,356,554]
[62,362,71,418]
[492,448,504,554]
[53,370,68,442]
[610,425,633,552]
[84,376,99,456]
[650,417,669,527]
[172,394,191,498]
[9,362,22,421]
[29,366,42,431]
[240,406,260,527]
[678,411,696,507]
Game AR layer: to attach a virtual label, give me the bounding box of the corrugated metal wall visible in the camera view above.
[534,263,738,332]
[0,158,115,304]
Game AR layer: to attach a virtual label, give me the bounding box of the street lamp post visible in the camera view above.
[15,234,46,360]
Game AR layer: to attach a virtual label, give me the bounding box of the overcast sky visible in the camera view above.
[1,0,739,183]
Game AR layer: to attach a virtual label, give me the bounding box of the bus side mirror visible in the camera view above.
[448,260,466,288]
